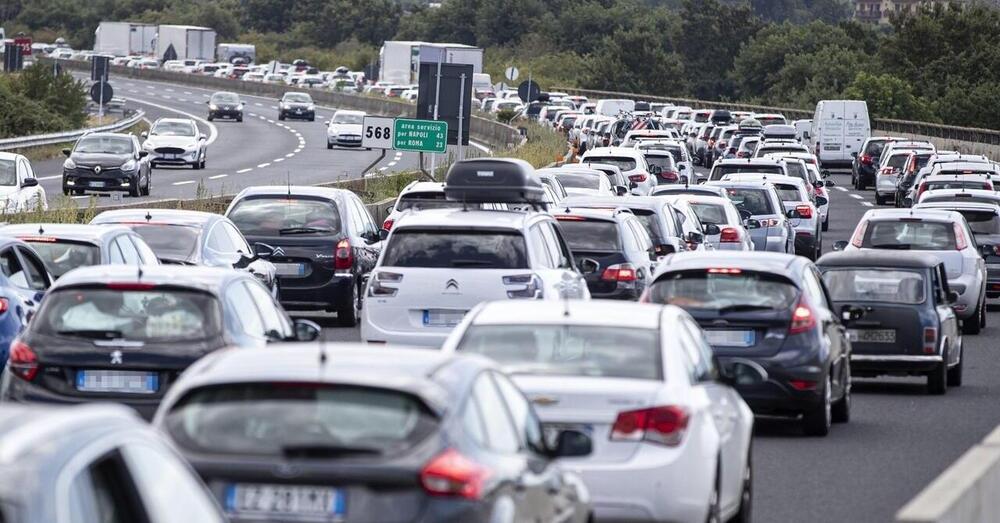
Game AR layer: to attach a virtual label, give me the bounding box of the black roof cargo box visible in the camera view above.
[444,158,546,204]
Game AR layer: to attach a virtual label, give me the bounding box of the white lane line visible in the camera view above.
[128,89,138,93]
[237,168,253,174]
[248,112,257,117]
[835,186,849,192]
[850,194,864,200]
[257,163,271,168]
[162,95,172,99]
[862,202,874,207]
[294,148,302,153]
[38,175,61,181]
[270,105,278,109]
[266,119,275,123]
[209,174,228,180]
[202,94,210,97]
[255,103,263,106]
[126,83,135,87]
[121,97,219,145]
[184,91,192,95]
[274,158,284,163]
[387,161,397,167]
[378,166,388,172]
[172,180,195,186]
[285,153,294,158]
[165,88,174,92]
[146,85,155,89]
[177,98,187,102]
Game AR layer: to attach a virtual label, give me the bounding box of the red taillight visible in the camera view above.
[860,154,873,166]
[661,171,679,182]
[850,220,868,248]
[629,174,648,183]
[815,187,827,197]
[954,222,968,250]
[917,183,928,200]
[923,327,937,354]
[0,298,8,314]
[611,405,689,446]
[720,227,740,242]
[334,239,353,270]
[708,267,742,274]
[788,299,816,335]
[602,264,637,282]
[984,182,993,190]
[795,204,813,219]
[789,379,818,391]
[420,449,490,499]
[382,218,394,231]
[9,340,37,381]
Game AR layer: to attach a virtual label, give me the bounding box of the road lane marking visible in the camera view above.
[237,168,253,174]
[172,180,195,186]
[274,158,284,162]
[209,174,228,180]
[255,103,262,106]
[286,153,294,157]
[121,97,219,145]
[38,175,60,181]
[165,88,174,92]
[850,194,864,200]
[257,163,270,168]
[835,186,848,192]
[387,161,397,167]
[862,202,874,207]
[184,91,192,95]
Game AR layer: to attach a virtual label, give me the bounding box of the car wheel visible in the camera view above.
[928,347,948,395]
[705,469,722,523]
[963,300,983,335]
[207,114,214,122]
[802,375,832,436]
[200,153,206,169]
[62,186,70,196]
[128,176,140,197]
[732,450,753,523]
[822,216,829,232]
[948,344,963,387]
[874,192,885,205]
[192,159,201,170]
[337,281,359,327]
[327,142,333,150]
[142,173,151,196]
[832,361,851,423]
[278,113,285,121]
[236,115,243,122]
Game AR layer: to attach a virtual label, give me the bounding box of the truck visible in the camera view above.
[155,25,216,62]
[216,43,255,64]
[810,100,871,169]
[378,41,483,85]
[93,22,157,57]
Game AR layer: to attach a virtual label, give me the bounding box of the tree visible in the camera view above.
[677,0,762,100]
[842,72,935,121]
[584,24,687,95]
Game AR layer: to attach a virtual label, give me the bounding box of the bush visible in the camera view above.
[496,109,518,124]
[0,64,87,138]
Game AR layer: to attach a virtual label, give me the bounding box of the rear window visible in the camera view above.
[689,203,728,225]
[583,156,637,172]
[863,220,956,251]
[228,197,342,237]
[644,155,675,171]
[164,384,437,456]
[382,229,528,268]
[24,240,100,278]
[127,224,200,263]
[959,210,1000,235]
[36,288,221,342]
[773,184,802,202]
[456,325,662,380]
[887,154,910,170]
[923,180,988,192]
[557,219,622,251]
[557,173,600,189]
[757,117,786,126]
[784,162,808,181]
[648,269,799,312]
[723,188,775,215]
[711,165,782,180]
[822,269,925,304]
[865,139,889,156]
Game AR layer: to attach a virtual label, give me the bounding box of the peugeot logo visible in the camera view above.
[271,247,285,257]
[110,350,123,365]
[94,165,102,174]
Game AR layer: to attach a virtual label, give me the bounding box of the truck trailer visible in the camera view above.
[94,22,157,57]
[378,41,483,85]
[155,25,216,62]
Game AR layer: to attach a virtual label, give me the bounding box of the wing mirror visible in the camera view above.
[292,319,321,342]
[948,290,960,304]
[745,218,761,230]
[702,223,721,236]
[815,196,829,207]
[20,178,38,188]
[833,240,849,251]
[686,231,704,244]
[62,148,72,157]
[786,209,801,219]
[840,305,865,323]
[825,179,835,187]
[254,242,277,259]
[140,131,148,139]
[549,429,593,458]
[138,151,149,158]
[615,185,628,196]
[716,357,768,387]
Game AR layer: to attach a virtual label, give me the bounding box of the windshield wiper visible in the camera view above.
[281,444,382,458]
[57,329,125,340]
[716,304,775,314]
[279,226,334,235]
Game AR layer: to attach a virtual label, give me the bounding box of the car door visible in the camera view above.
[63,446,154,523]
[119,441,227,523]
[348,196,381,274]
[804,266,849,397]
[1,246,48,324]
[222,280,268,347]
[537,219,588,299]
[933,264,961,364]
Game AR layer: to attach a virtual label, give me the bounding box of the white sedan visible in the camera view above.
[0,152,47,213]
[326,110,366,149]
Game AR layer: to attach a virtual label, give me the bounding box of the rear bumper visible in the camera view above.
[361,310,451,348]
[281,110,315,119]
[851,354,942,375]
[986,270,1000,298]
[717,355,825,417]
[0,371,160,420]
[279,274,354,310]
[794,232,818,255]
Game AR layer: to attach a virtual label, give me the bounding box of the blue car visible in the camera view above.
[0,238,52,371]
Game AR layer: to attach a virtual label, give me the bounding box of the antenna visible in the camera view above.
[286,171,292,199]
[38,224,43,235]
[144,211,152,222]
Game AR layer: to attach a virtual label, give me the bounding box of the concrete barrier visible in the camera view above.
[896,425,1000,523]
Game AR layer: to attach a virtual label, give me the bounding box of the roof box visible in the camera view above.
[444,158,546,204]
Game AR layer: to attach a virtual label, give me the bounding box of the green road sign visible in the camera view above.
[394,118,448,153]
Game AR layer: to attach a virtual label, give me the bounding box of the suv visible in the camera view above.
[62,133,151,197]
[278,92,316,121]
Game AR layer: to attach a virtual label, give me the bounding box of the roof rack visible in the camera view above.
[444,158,546,206]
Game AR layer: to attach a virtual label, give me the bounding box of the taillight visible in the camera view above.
[421,449,490,499]
[954,222,968,250]
[850,220,868,248]
[9,340,37,381]
[368,271,402,298]
[0,298,8,314]
[502,274,543,299]
[629,174,648,183]
[795,204,813,219]
[860,154,873,166]
[602,263,637,282]
[815,186,827,197]
[923,327,937,354]
[382,218,394,231]
[334,239,353,270]
[661,171,679,182]
[917,183,928,200]
[789,379,818,391]
[763,218,781,227]
[720,227,740,242]
[610,405,689,446]
[788,299,816,335]
[984,182,993,190]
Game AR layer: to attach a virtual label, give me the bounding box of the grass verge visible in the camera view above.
[11,118,151,163]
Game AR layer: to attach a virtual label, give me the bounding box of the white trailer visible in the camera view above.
[94,22,157,57]
[217,43,255,64]
[156,25,216,62]
[378,41,483,84]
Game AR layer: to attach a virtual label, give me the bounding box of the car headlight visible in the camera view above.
[209,104,218,110]
[120,159,137,171]
[63,158,76,169]
[307,104,315,111]
[280,103,287,109]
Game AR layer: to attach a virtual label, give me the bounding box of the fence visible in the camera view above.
[0,110,145,151]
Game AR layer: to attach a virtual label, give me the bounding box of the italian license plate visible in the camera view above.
[704,329,755,347]
[76,370,158,394]
[90,181,106,188]
[225,484,345,519]
[848,329,896,343]
[423,309,466,327]
[273,262,305,277]
[165,153,177,159]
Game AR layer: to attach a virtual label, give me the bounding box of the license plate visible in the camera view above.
[296,109,303,113]
[225,484,345,518]
[848,329,896,343]
[273,262,305,277]
[823,144,840,151]
[165,153,177,159]
[76,370,158,394]
[90,181,106,188]
[423,309,466,327]
[704,329,755,347]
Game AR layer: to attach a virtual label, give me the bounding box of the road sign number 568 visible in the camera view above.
[366,126,391,140]
[361,116,396,149]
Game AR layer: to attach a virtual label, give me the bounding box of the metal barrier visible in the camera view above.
[0,110,146,151]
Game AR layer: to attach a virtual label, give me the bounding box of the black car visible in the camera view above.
[852,136,901,190]
[560,195,696,256]
[226,186,382,326]
[1,223,159,278]
[153,345,592,523]
[817,251,962,394]
[278,92,316,121]
[555,208,656,299]
[643,251,852,436]
[0,265,321,419]
[711,109,733,125]
[207,91,244,122]
[61,132,151,196]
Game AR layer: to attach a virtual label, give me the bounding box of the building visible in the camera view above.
[853,0,965,24]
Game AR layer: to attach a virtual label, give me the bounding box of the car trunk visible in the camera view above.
[572,250,628,294]
[835,301,925,355]
[244,234,337,289]
[687,308,794,358]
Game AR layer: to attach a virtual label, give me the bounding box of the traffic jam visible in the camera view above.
[1,92,995,523]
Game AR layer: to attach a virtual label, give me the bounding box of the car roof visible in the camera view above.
[233,185,351,200]
[393,207,535,230]
[0,223,133,242]
[657,251,804,280]
[467,300,678,330]
[91,208,221,227]
[724,174,805,187]
[665,194,733,207]
[923,173,991,181]
[563,195,669,211]
[921,189,1000,200]
[0,404,141,467]
[714,158,783,166]
[934,162,996,172]
[817,251,941,269]
[914,201,1000,213]
[400,181,445,195]
[555,207,627,222]
[706,180,778,191]
[653,185,727,196]
[0,152,23,161]
[153,117,195,125]
[583,147,643,158]
[80,132,131,140]
[333,109,365,116]
[52,265,246,292]
[863,208,963,222]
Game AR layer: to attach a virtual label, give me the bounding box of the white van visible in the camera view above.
[810,100,870,168]
[594,99,635,117]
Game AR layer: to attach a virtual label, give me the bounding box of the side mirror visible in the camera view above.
[981,244,996,258]
[948,290,960,304]
[851,152,858,158]
[138,151,149,158]
[254,242,277,259]
[292,318,321,342]
[205,100,210,104]
[615,185,628,196]
[815,196,829,207]
[325,121,331,126]
[363,230,380,245]
[717,358,768,387]
[550,429,593,458]
[703,223,721,236]
[824,179,835,187]
[686,231,704,244]
[786,209,801,219]
[578,258,600,274]
[833,240,849,251]
[679,164,687,170]
[745,218,761,230]
[379,228,389,241]
[821,169,831,177]
[840,304,865,323]
[140,131,148,138]
[20,178,38,188]
[738,208,753,221]
[62,148,72,157]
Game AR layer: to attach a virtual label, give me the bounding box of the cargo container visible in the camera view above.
[94,22,157,57]
[378,41,482,85]
[216,43,255,64]
[155,25,216,62]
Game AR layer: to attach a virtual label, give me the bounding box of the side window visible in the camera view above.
[678,320,712,382]
[114,237,141,265]
[68,450,148,523]
[354,198,378,235]
[0,248,27,289]
[207,224,237,253]
[619,221,639,253]
[16,247,49,290]
[461,394,488,447]
[347,198,366,236]
[801,269,830,312]
[629,219,653,251]
[541,222,573,269]
[224,282,265,338]
[683,318,717,379]
[472,374,520,454]
[492,373,546,455]
[527,224,554,268]
[120,443,224,523]
[108,239,126,264]
[243,280,291,339]
[222,222,251,255]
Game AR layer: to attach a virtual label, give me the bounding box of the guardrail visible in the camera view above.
[0,110,145,151]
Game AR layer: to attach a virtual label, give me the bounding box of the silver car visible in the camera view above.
[725,174,824,259]
[706,180,796,253]
[836,208,987,334]
[141,117,208,169]
[668,194,756,251]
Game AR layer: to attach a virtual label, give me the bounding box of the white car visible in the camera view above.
[441,300,757,523]
[325,109,366,149]
[140,118,207,169]
[667,194,755,251]
[0,152,47,213]
[361,158,589,347]
[552,167,618,197]
[875,148,924,205]
[380,181,509,231]
[581,147,657,195]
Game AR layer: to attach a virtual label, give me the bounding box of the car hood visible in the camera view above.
[328,123,362,135]
[144,136,199,149]
[70,152,131,167]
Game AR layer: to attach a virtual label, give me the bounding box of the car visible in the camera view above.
[361,158,589,346]
[570,162,630,194]
[0,238,52,374]
[535,168,571,206]
[140,117,208,170]
[736,137,761,159]
[754,141,810,158]
[817,251,962,394]
[560,195,694,255]
[752,113,788,127]
[90,209,279,297]
[706,180,795,253]
[278,92,316,121]
[555,167,619,197]
[875,148,924,205]
[637,147,683,185]
[0,152,45,214]
[225,186,382,325]
[634,139,697,182]
[723,174,825,259]
[61,132,151,197]
[441,300,756,523]
[0,265,321,419]
[580,147,657,196]
[153,344,592,523]
[913,200,1000,299]
[643,251,852,436]
[622,129,679,147]
[878,140,935,168]
[708,158,787,182]
[205,91,244,121]
[553,208,655,299]
[836,208,987,334]
[1,223,159,279]
[809,101,868,168]
[381,181,510,232]
[913,174,994,204]
[0,404,227,523]
[762,124,797,141]
[762,155,833,231]
[917,188,1000,206]
[668,194,757,251]
[892,150,938,206]
[326,109,366,149]
[652,184,728,198]
[692,123,716,165]
[912,162,1000,200]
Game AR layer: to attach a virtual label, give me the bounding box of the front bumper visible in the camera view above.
[209,109,242,119]
[328,135,363,147]
[147,150,199,166]
[281,109,315,119]
[63,170,136,192]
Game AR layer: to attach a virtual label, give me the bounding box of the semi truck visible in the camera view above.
[155,25,216,62]
[378,41,483,85]
[93,22,157,57]
[217,43,255,64]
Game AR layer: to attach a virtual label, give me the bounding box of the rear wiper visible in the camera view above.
[716,304,775,314]
[281,444,382,458]
[279,226,333,235]
[451,259,494,267]
[57,329,125,340]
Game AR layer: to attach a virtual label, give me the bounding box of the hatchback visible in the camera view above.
[670,194,756,251]
[852,136,904,189]
[554,208,655,299]
[914,201,1000,299]
[2,223,159,279]
[581,147,656,195]
[706,180,795,254]
[0,237,52,373]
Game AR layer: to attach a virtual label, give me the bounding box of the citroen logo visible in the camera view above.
[445,279,459,291]
[271,247,285,257]
[94,165,102,174]
[110,350,123,365]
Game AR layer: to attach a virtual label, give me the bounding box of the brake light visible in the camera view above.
[984,182,993,190]
[850,220,868,248]
[923,327,937,354]
[954,222,968,250]
[629,174,648,183]
[708,267,742,274]
[334,239,353,270]
[795,204,813,219]
[421,449,490,499]
[610,405,689,446]
[763,218,781,227]
[719,228,740,243]
[106,282,157,291]
[382,218,394,231]
[917,183,928,200]
[788,299,816,335]
[555,215,586,221]
[789,379,818,391]
[660,171,679,182]
[860,153,873,166]
[9,340,37,381]
[602,263,637,282]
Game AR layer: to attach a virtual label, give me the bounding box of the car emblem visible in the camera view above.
[94,165,102,174]
[110,350,123,365]
[273,463,300,478]
[271,247,285,257]
[445,279,459,292]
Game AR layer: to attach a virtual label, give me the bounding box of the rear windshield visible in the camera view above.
[887,154,910,170]
[557,219,621,251]
[648,269,799,312]
[382,230,528,269]
[35,288,221,342]
[711,165,782,180]
[757,117,786,126]
[228,197,342,237]
[164,384,437,456]
[689,203,728,225]
[457,325,662,380]
[923,180,988,192]
[583,157,637,172]
[24,240,100,278]
[127,224,200,263]
[959,210,1000,235]
[865,139,889,156]
[644,155,675,171]
[784,162,808,181]
[773,184,802,202]
[863,220,956,251]
[557,173,600,189]
[723,188,775,215]
[822,269,926,304]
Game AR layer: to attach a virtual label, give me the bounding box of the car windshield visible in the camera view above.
[458,325,662,380]
[958,210,1000,235]
[382,230,528,269]
[0,159,15,186]
[284,93,312,103]
[164,384,437,456]
[151,121,195,137]
[557,219,621,251]
[822,269,926,304]
[712,165,782,180]
[36,288,221,342]
[689,203,728,225]
[583,157,637,172]
[126,224,201,263]
[557,173,600,189]
[210,93,239,104]
[75,136,132,154]
[863,220,957,251]
[23,240,100,278]
[723,188,775,215]
[648,269,799,311]
[228,197,342,236]
[333,113,363,124]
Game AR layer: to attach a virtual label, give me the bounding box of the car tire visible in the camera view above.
[128,177,140,197]
[802,375,832,436]
[236,115,243,122]
[142,173,151,196]
[337,282,360,327]
[822,216,829,232]
[963,299,983,335]
[207,114,214,122]
[832,362,851,423]
[62,186,70,196]
[948,344,963,387]
[309,116,315,122]
[192,159,201,170]
[200,153,206,170]
[874,192,885,205]
[327,143,333,150]
[732,449,753,523]
[278,113,285,121]
[705,468,722,523]
[928,347,948,395]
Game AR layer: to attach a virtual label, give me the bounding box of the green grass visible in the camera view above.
[12,119,151,163]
